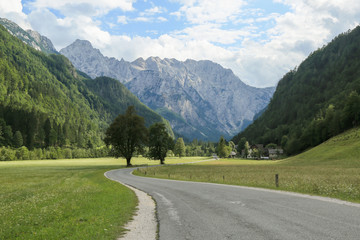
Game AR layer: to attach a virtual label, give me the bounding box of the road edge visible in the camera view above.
[104,170,157,240]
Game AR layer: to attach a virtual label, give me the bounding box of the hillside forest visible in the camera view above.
[233,26,360,155]
[0,25,173,160]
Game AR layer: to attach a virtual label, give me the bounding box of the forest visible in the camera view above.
[0,25,172,160]
[233,26,360,155]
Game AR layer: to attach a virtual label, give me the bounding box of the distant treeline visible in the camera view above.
[0,146,109,161]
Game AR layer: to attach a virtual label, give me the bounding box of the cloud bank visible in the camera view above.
[1,0,360,87]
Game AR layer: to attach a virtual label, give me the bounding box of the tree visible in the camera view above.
[0,125,3,145]
[174,137,186,157]
[49,129,58,146]
[104,106,148,166]
[265,143,277,149]
[281,135,288,149]
[236,137,246,155]
[3,125,13,147]
[147,123,174,164]
[251,148,259,159]
[244,141,250,158]
[343,91,360,127]
[216,136,231,158]
[229,141,236,152]
[13,131,23,148]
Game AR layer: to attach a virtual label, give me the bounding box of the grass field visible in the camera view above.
[0,156,205,240]
[134,128,360,203]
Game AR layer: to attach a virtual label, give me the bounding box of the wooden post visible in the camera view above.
[223,175,225,182]
[275,174,279,187]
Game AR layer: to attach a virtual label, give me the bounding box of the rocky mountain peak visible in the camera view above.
[60,40,275,141]
[0,17,58,54]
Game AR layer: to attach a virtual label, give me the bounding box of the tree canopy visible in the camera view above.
[147,122,174,164]
[104,106,148,166]
[216,136,231,158]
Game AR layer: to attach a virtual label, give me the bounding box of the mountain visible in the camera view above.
[60,40,275,141]
[0,17,58,54]
[0,24,172,150]
[233,26,360,155]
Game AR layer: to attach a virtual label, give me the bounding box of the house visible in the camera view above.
[268,148,284,159]
[229,151,236,158]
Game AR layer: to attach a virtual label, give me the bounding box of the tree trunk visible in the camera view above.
[126,157,132,167]
[160,158,164,164]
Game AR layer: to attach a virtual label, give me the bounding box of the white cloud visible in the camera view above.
[133,16,152,22]
[117,15,128,24]
[157,17,168,22]
[28,0,136,16]
[233,0,360,87]
[2,0,360,88]
[28,8,111,50]
[172,24,251,44]
[0,0,31,29]
[173,0,247,24]
[140,6,166,16]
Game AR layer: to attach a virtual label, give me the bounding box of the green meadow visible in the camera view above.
[135,128,360,203]
[0,157,206,240]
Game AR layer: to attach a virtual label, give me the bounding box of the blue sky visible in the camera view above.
[1,0,360,87]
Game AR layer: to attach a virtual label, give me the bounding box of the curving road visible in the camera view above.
[106,168,360,240]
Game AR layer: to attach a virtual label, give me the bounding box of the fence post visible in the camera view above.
[275,174,279,187]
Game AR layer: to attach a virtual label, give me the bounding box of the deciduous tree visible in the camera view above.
[104,106,148,166]
[147,123,174,164]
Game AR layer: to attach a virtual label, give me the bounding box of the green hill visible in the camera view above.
[0,25,172,150]
[233,25,360,155]
[280,127,360,168]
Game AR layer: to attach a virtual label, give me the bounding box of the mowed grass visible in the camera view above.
[134,129,360,203]
[0,157,203,240]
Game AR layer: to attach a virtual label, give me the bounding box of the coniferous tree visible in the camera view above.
[174,137,186,158]
[216,136,231,158]
[13,131,23,148]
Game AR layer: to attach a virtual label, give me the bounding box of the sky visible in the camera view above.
[1,0,360,87]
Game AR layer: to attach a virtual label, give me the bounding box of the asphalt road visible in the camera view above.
[106,168,360,240]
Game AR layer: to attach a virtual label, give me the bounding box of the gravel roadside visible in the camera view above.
[104,172,157,240]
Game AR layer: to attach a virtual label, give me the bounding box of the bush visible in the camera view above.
[16,146,30,160]
[0,147,16,161]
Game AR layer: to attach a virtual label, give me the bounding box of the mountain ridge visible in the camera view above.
[60,40,275,141]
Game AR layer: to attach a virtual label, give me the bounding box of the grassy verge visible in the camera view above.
[0,157,202,239]
[134,129,360,203]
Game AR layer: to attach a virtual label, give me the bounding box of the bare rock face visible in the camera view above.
[61,40,275,141]
[0,18,58,54]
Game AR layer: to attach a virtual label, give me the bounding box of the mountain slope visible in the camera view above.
[60,40,275,141]
[0,25,172,149]
[0,18,58,54]
[280,127,360,167]
[233,26,360,154]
